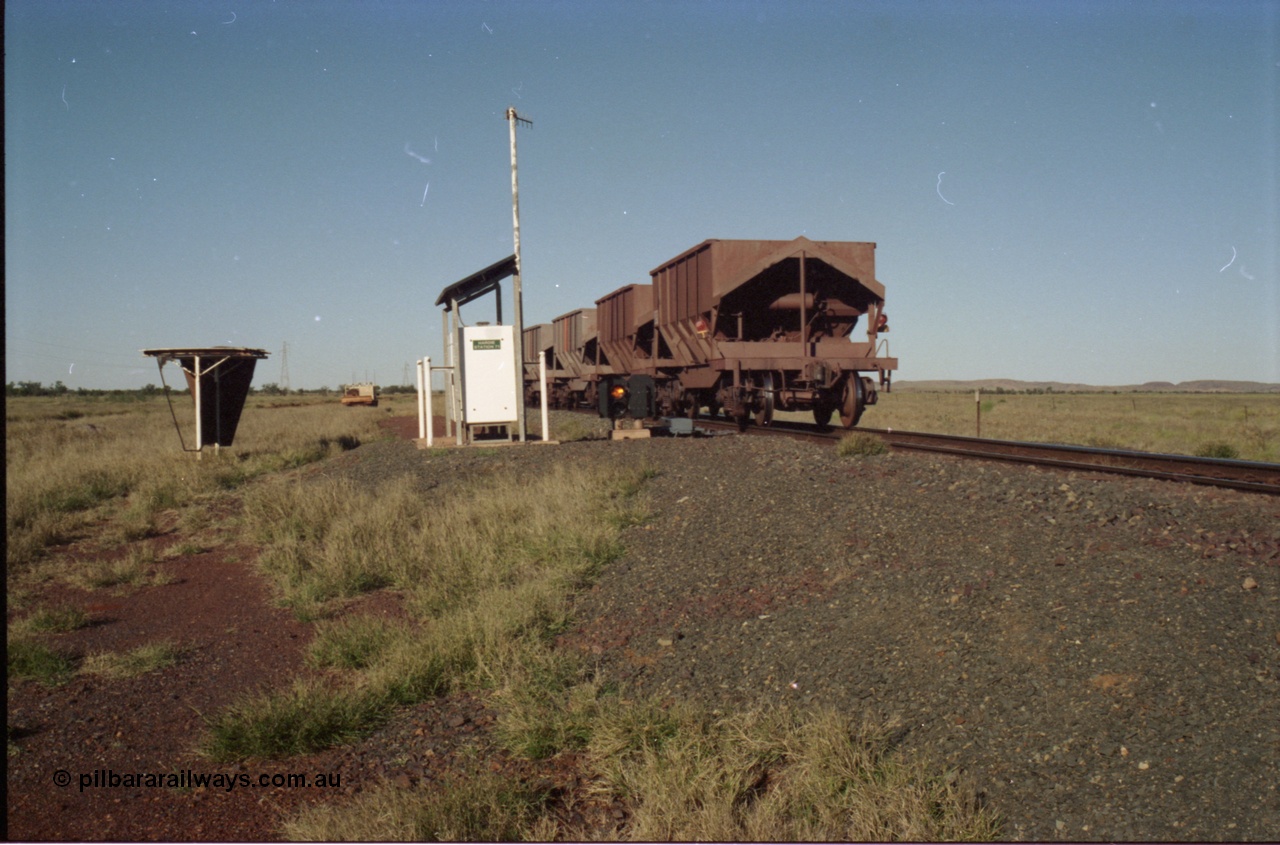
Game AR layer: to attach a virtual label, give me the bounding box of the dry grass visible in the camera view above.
[837,391,1280,462]
[80,641,181,680]
[836,431,888,457]
[242,463,634,621]
[9,605,90,636]
[5,395,387,571]
[58,545,178,593]
[204,461,649,761]
[586,704,999,841]
[282,770,552,841]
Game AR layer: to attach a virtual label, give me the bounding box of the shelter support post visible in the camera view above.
[193,355,203,460]
[441,310,452,440]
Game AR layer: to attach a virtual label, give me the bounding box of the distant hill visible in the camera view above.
[894,379,1280,394]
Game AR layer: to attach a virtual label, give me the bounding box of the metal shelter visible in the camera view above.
[141,346,269,454]
[433,255,522,445]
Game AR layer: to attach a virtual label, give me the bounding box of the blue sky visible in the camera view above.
[6,0,1277,390]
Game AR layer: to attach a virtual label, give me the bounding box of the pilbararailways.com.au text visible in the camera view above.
[56,768,342,793]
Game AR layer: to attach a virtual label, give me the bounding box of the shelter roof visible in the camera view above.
[141,347,269,361]
[434,254,518,309]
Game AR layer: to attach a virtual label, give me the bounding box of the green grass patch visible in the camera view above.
[7,638,76,685]
[202,679,389,761]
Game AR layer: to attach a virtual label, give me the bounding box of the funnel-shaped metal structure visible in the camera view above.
[142,347,268,449]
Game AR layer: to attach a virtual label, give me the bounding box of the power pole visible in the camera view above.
[507,106,532,442]
[280,341,290,394]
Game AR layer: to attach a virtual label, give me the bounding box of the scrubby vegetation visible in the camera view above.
[786,391,1280,462]
[5,395,387,570]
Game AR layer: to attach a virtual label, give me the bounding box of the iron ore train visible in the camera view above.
[522,235,897,430]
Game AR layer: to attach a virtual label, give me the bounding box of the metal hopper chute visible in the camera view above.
[141,347,269,453]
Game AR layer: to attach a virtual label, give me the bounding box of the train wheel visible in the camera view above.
[813,404,834,429]
[755,373,775,426]
[839,375,865,429]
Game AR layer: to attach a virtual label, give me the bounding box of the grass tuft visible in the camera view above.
[306,615,403,670]
[81,641,180,679]
[282,770,551,841]
[1194,441,1240,459]
[66,547,172,591]
[7,638,76,685]
[836,431,889,457]
[13,605,90,635]
[587,704,1000,841]
[202,679,389,761]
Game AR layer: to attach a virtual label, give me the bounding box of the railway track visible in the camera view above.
[677,415,1280,495]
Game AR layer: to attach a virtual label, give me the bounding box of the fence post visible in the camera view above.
[539,349,549,441]
[424,358,433,447]
[416,359,426,441]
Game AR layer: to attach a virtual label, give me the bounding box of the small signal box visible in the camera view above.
[458,325,517,425]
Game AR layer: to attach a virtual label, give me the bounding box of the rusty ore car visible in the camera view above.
[522,236,897,430]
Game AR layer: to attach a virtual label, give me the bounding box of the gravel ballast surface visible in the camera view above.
[572,431,1280,840]
[331,418,1279,840]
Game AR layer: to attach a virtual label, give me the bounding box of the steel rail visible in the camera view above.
[870,429,1280,494]
[681,416,1280,495]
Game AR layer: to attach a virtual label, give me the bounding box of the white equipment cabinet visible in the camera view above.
[458,325,518,425]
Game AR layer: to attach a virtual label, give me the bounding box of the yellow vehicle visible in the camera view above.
[340,383,378,407]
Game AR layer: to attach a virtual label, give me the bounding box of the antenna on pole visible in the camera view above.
[507,106,532,442]
[280,341,290,394]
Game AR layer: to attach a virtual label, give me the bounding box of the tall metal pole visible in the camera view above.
[508,107,530,442]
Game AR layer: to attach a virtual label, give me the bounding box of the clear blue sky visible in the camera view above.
[6,0,1277,390]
